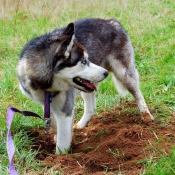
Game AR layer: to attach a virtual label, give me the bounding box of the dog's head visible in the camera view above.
[18,22,108,92]
[51,23,108,92]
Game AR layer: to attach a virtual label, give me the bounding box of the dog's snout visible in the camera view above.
[104,71,109,77]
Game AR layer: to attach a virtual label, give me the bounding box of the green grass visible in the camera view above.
[143,147,175,175]
[0,0,175,174]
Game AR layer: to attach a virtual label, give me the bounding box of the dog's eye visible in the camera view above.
[82,60,87,65]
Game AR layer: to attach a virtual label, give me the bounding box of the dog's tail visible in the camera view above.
[112,75,129,96]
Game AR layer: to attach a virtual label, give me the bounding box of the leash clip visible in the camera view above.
[45,118,51,135]
[44,118,51,152]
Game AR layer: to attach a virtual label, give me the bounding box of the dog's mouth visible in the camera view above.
[73,77,97,92]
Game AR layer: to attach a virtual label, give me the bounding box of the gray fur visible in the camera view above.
[62,88,75,116]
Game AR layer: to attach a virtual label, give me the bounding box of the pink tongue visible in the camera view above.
[82,80,97,91]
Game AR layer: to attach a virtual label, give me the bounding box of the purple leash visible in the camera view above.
[6,91,51,175]
[7,108,19,175]
[44,91,51,151]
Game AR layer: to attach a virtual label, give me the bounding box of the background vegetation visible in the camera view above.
[0,0,174,174]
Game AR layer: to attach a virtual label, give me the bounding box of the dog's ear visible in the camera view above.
[62,23,74,46]
[63,22,74,36]
[62,23,75,58]
[54,23,75,60]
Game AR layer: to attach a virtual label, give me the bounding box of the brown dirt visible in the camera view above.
[28,101,175,175]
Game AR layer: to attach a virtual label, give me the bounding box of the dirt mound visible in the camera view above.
[28,102,175,175]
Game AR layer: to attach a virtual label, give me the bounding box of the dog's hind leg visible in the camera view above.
[111,62,154,122]
[76,91,96,128]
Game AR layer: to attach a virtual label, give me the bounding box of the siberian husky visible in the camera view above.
[17,18,153,153]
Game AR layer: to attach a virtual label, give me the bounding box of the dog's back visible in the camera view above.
[74,19,131,69]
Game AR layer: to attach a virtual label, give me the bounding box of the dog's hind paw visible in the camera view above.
[141,112,154,123]
[73,122,87,129]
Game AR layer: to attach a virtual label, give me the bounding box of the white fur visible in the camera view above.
[83,51,88,59]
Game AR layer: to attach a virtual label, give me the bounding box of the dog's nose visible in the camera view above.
[104,71,109,77]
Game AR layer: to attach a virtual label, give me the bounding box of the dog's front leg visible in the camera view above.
[50,89,75,154]
[76,91,96,128]
[55,114,74,154]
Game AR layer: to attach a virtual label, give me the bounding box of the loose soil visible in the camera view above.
[28,102,175,175]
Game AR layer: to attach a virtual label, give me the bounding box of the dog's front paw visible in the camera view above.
[73,124,80,129]
[141,112,154,123]
[73,123,85,129]
[74,121,87,129]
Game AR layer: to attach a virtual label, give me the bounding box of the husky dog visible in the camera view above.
[17,18,153,153]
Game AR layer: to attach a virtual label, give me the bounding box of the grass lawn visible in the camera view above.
[0,0,175,174]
